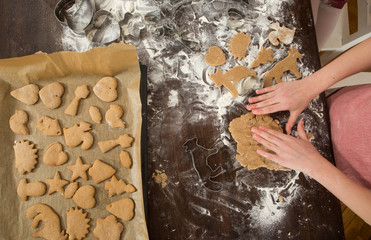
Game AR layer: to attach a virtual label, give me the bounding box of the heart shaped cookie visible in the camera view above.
[106,197,135,221]
[10,84,39,105]
[93,77,118,102]
[39,82,64,109]
[204,46,226,67]
[72,185,96,209]
[43,142,68,166]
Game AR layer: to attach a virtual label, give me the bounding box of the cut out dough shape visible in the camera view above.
[14,140,38,175]
[26,203,67,240]
[120,150,132,169]
[36,115,63,136]
[17,178,46,201]
[89,106,102,124]
[93,215,124,240]
[98,134,134,153]
[66,207,90,240]
[11,84,39,105]
[268,22,296,46]
[67,156,92,181]
[64,85,90,116]
[250,46,275,69]
[39,82,64,109]
[227,32,250,60]
[88,160,116,184]
[93,77,118,102]
[228,112,290,170]
[204,46,226,66]
[209,66,256,98]
[64,182,79,199]
[263,47,302,87]
[43,142,69,166]
[105,175,136,197]
[46,171,69,195]
[105,104,126,128]
[72,185,96,209]
[106,197,135,222]
[63,122,93,150]
[9,110,29,135]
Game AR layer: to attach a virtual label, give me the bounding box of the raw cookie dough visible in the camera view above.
[250,46,275,69]
[228,113,290,170]
[227,32,251,60]
[268,22,296,46]
[204,46,226,66]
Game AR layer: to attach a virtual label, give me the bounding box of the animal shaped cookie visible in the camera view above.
[66,207,90,240]
[93,215,124,240]
[227,32,250,60]
[14,140,38,175]
[209,66,256,98]
[263,47,302,87]
[104,175,136,197]
[98,134,134,153]
[17,178,46,201]
[10,84,39,105]
[88,160,116,184]
[9,110,29,135]
[36,115,63,136]
[63,122,93,150]
[250,46,275,69]
[268,22,296,46]
[105,104,126,128]
[26,203,67,240]
[43,142,68,166]
[39,82,64,109]
[204,46,226,66]
[72,185,96,209]
[64,85,90,116]
[93,77,118,102]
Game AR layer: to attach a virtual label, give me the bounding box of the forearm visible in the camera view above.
[309,157,371,225]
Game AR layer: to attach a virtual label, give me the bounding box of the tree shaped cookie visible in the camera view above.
[263,47,302,87]
[227,32,250,60]
[250,46,275,69]
[14,140,38,175]
[104,175,136,197]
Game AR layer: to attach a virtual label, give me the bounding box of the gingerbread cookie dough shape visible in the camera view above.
[26,203,67,240]
[89,106,102,124]
[67,156,92,181]
[228,112,290,170]
[46,171,69,195]
[93,77,118,102]
[66,207,91,240]
[105,104,126,128]
[227,32,251,60]
[209,66,256,98]
[250,46,275,69]
[105,175,136,197]
[98,134,134,153]
[17,178,46,201]
[43,142,68,166]
[72,185,96,209]
[9,110,29,135]
[93,215,124,240]
[88,159,116,184]
[106,197,135,222]
[268,22,296,46]
[10,84,39,105]
[36,115,63,136]
[204,46,226,66]
[63,122,93,150]
[39,82,64,109]
[64,85,90,116]
[263,47,302,87]
[14,140,38,175]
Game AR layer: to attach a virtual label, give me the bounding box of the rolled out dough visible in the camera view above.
[228,113,290,171]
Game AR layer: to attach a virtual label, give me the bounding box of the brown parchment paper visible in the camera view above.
[0,43,149,240]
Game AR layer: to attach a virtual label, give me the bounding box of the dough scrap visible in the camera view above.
[63,122,93,150]
[120,150,132,169]
[26,203,67,240]
[46,171,69,195]
[10,84,39,105]
[105,175,136,197]
[209,66,256,98]
[66,156,92,181]
[72,185,96,209]
[14,140,38,175]
[39,82,64,109]
[227,32,250,60]
[106,197,135,222]
[17,178,46,201]
[93,77,118,102]
[43,142,69,166]
[228,113,290,170]
[152,170,167,188]
[93,215,124,240]
[268,22,296,46]
[250,46,275,69]
[36,115,63,136]
[263,47,302,87]
[64,85,90,116]
[105,104,126,128]
[9,110,29,135]
[204,46,226,66]
[88,159,116,184]
[89,106,102,124]
[66,207,90,240]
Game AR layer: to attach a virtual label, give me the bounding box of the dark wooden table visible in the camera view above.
[0,0,345,239]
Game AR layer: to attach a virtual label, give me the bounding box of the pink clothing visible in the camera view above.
[327,84,371,189]
[322,0,348,9]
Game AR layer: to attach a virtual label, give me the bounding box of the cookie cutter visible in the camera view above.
[85,10,121,44]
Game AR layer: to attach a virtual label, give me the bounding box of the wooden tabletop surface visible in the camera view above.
[0,0,345,239]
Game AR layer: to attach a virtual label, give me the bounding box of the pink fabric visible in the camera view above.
[327,84,371,189]
[322,0,348,9]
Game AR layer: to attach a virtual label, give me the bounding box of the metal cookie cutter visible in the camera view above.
[55,0,95,34]
[85,10,121,44]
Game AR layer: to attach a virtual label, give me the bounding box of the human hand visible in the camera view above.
[247,81,315,134]
[251,120,324,175]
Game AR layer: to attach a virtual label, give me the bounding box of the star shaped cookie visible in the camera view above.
[46,171,69,195]
[67,157,92,181]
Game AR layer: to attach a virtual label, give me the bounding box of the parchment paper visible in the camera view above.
[0,43,148,240]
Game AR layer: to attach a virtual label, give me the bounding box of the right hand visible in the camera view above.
[247,80,315,134]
